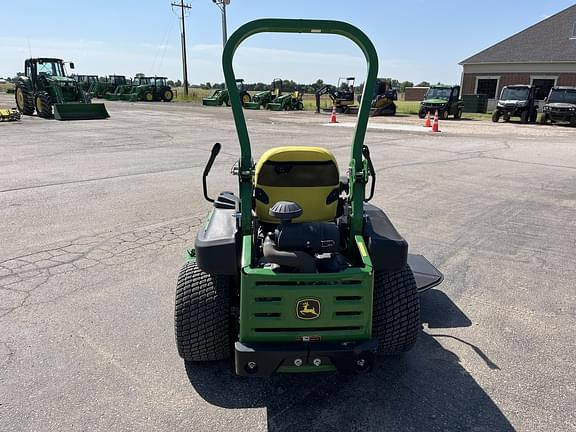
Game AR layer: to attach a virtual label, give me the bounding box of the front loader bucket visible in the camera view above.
[202,97,221,106]
[53,103,110,120]
[243,101,261,110]
[267,102,283,111]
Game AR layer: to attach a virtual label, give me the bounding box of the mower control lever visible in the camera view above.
[362,145,376,202]
[202,142,222,202]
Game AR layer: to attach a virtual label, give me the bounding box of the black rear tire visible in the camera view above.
[530,109,537,123]
[15,84,34,115]
[454,108,462,119]
[175,261,231,361]
[520,110,529,124]
[35,91,53,118]
[540,114,548,125]
[372,266,420,355]
[418,110,426,119]
[491,111,500,122]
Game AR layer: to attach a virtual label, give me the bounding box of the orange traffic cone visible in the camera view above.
[431,110,440,132]
[329,105,338,123]
[424,111,432,127]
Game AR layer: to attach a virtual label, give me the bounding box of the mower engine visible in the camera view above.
[259,201,347,273]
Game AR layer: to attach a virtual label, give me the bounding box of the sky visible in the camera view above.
[1,1,574,86]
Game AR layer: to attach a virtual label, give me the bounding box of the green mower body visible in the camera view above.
[175,19,443,377]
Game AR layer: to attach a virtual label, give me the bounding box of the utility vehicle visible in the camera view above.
[418,85,463,120]
[540,86,576,126]
[492,85,538,123]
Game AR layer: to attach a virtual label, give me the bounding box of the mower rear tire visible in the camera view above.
[35,91,53,118]
[372,266,420,355]
[15,84,34,115]
[175,261,231,361]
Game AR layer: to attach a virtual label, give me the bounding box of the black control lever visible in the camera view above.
[202,142,221,203]
[362,145,376,202]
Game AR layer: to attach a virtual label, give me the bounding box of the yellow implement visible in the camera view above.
[0,108,21,122]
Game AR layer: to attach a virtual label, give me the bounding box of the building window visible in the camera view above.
[532,78,556,100]
[476,78,498,99]
[572,22,576,38]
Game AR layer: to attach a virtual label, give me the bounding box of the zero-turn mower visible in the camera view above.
[175,19,443,377]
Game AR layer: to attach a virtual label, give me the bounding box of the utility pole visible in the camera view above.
[171,0,192,96]
[212,0,230,48]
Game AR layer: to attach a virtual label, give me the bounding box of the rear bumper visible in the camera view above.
[235,339,378,377]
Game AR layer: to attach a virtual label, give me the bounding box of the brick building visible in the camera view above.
[460,5,576,110]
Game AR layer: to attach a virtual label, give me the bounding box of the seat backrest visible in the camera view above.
[254,146,340,223]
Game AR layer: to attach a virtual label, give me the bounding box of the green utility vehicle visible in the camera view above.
[202,79,251,106]
[174,19,443,377]
[492,85,538,123]
[418,85,463,120]
[74,75,99,92]
[14,58,109,120]
[244,78,283,110]
[540,86,576,126]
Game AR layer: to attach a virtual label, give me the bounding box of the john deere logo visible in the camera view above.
[297,299,320,320]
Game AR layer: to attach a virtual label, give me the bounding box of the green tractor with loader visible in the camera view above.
[418,85,463,120]
[267,89,304,111]
[15,58,109,120]
[244,78,283,110]
[202,79,252,107]
[174,19,443,377]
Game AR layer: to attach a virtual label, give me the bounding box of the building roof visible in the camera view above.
[460,5,576,64]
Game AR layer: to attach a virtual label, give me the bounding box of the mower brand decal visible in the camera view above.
[296,299,320,320]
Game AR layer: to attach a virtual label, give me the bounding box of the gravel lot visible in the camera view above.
[1,93,575,431]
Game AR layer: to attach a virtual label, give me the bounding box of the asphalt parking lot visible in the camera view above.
[1,93,575,432]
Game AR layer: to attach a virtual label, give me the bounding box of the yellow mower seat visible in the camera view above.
[254,146,340,223]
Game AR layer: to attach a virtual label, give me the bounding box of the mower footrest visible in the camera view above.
[234,339,378,377]
[408,254,444,293]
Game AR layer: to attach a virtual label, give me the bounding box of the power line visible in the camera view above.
[171,1,192,96]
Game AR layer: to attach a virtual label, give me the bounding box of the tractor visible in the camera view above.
[14,58,109,120]
[267,88,304,111]
[418,85,463,120]
[74,75,99,92]
[92,75,130,98]
[315,77,356,113]
[202,79,251,107]
[123,76,174,102]
[244,78,283,110]
[492,85,538,124]
[174,19,443,377]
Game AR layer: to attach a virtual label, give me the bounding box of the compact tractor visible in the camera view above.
[267,89,304,111]
[540,86,576,126]
[418,85,463,120]
[174,19,443,377]
[492,85,538,123]
[15,58,109,120]
[203,79,251,107]
[315,77,356,113]
[244,79,283,110]
[122,76,174,102]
